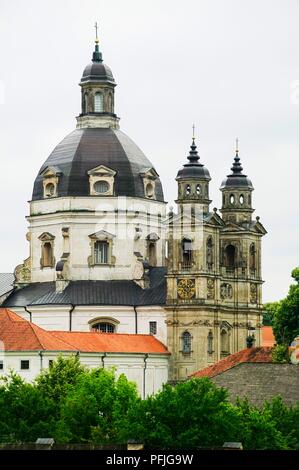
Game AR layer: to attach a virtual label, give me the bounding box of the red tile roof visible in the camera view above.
[0,308,169,355]
[262,326,276,347]
[190,347,273,379]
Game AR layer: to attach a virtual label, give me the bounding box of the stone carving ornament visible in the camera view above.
[220,283,233,300]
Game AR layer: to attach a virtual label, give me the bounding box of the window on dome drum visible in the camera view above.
[185,184,191,195]
[182,238,192,268]
[94,92,103,112]
[45,182,55,197]
[0,360,3,370]
[182,331,192,354]
[149,321,157,335]
[196,184,201,195]
[239,194,244,205]
[230,194,235,204]
[21,360,30,370]
[146,182,154,198]
[93,322,115,333]
[84,93,88,113]
[94,180,109,194]
[94,240,109,264]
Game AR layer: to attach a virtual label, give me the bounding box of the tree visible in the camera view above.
[273,282,299,345]
[125,378,241,449]
[55,368,138,444]
[0,372,56,443]
[263,301,281,326]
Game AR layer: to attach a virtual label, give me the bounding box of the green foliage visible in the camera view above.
[291,267,299,283]
[263,301,281,326]
[271,344,290,363]
[55,368,138,444]
[273,283,299,345]
[235,399,289,450]
[124,378,241,449]
[0,358,298,450]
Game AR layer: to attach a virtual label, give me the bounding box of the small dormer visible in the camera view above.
[87,165,116,196]
[140,168,159,200]
[41,166,62,198]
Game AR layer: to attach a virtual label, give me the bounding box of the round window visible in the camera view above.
[45,183,55,197]
[94,181,109,194]
[146,183,154,198]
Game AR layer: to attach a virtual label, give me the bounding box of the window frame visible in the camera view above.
[20,360,30,370]
[149,321,157,335]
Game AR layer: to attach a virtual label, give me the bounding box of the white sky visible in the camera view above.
[0,0,298,302]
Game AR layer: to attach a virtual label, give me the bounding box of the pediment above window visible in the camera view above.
[87,165,116,177]
[40,166,63,178]
[139,167,159,179]
[89,230,115,241]
[38,232,55,241]
[146,232,160,241]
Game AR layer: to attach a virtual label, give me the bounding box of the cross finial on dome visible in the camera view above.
[231,138,243,174]
[92,21,103,63]
[236,137,239,155]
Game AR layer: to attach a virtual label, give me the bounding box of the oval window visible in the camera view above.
[185,185,191,195]
[239,194,244,205]
[45,183,55,197]
[230,194,235,204]
[196,184,201,195]
[94,181,109,194]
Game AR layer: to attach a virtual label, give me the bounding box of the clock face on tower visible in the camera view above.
[177,279,195,300]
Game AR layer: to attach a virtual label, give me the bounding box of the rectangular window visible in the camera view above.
[0,360,3,370]
[94,241,109,264]
[49,360,53,368]
[149,321,157,335]
[20,360,30,370]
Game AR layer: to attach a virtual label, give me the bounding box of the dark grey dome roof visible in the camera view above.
[32,128,164,201]
[176,138,211,181]
[81,62,115,84]
[220,150,253,190]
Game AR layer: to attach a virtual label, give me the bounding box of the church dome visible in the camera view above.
[81,62,115,84]
[32,127,164,201]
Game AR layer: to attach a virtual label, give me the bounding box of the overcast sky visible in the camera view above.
[0,0,298,302]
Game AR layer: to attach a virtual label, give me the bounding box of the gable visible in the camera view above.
[87,165,116,177]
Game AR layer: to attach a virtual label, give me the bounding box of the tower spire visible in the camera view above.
[187,124,199,164]
[92,21,103,63]
[230,137,243,174]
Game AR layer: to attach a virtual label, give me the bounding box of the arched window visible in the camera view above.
[223,194,226,205]
[45,182,55,197]
[207,237,213,270]
[250,243,256,271]
[248,194,251,205]
[239,194,244,205]
[230,194,235,205]
[43,242,53,267]
[207,331,214,354]
[224,244,236,268]
[146,182,154,198]
[84,93,88,114]
[92,322,115,333]
[182,238,192,267]
[149,242,157,266]
[196,184,201,195]
[182,331,192,354]
[94,240,109,264]
[94,92,103,112]
[185,184,191,195]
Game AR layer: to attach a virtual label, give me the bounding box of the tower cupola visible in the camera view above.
[76,24,119,130]
[220,140,254,223]
[176,132,211,214]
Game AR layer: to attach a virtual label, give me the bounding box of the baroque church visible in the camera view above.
[1,34,267,381]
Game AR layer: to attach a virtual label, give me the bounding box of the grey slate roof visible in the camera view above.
[32,128,164,201]
[211,363,299,407]
[3,267,167,308]
[0,273,14,297]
